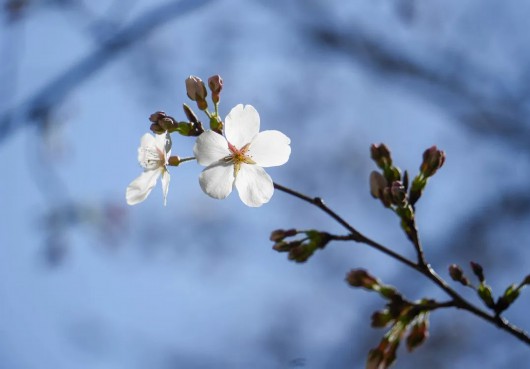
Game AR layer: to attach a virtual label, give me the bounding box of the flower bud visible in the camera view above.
[270,228,297,242]
[523,275,530,286]
[185,76,207,101]
[449,264,470,286]
[370,143,392,168]
[406,319,429,352]
[183,104,199,124]
[420,146,445,177]
[208,75,223,104]
[185,76,208,110]
[168,156,181,166]
[369,171,387,199]
[149,111,176,133]
[346,269,379,289]
[470,261,485,283]
[390,181,407,206]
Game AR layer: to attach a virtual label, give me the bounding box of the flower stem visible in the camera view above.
[272,181,530,345]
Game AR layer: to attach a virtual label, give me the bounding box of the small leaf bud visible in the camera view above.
[371,310,393,328]
[496,284,520,313]
[523,275,530,286]
[478,284,495,309]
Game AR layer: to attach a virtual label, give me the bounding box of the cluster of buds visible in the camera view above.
[449,262,529,314]
[370,172,408,208]
[349,269,433,368]
[271,229,331,263]
[149,111,177,134]
[185,75,224,110]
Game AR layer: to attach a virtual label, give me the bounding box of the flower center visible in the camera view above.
[224,142,256,177]
[139,146,164,170]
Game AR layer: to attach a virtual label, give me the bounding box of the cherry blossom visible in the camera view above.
[126,132,171,206]
[194,104,291,207]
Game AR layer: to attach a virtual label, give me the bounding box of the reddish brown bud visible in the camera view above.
[449,264,470,286]
[406,319,429,352]
[370,143,392,168]
[346,269,379,289]
[208,75,223,103]
[420,146,445,177]
[470,261,485,283]
[269,228,297,242]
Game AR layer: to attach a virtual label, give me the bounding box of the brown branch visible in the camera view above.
[0,0,213,142]
[273,182,530,345]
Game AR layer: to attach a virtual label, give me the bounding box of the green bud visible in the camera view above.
[478,284,495,309]
[371,310,393,328]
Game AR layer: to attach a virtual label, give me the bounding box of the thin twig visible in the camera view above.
[273,182,530,345]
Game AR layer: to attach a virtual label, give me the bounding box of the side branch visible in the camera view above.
[273,182,530,345]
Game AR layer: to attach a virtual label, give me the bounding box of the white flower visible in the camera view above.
[126,132,171,206]
[193,104,291,207]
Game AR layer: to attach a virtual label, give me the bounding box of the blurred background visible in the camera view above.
[1,0,530,368]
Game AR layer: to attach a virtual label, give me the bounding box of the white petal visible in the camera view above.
[138,133,156,162]
[224,104,260,148]
[194,131,230,166]
[126,169,161,205]
[248,130,291,167]
[234,164,273,207]
[161,168,170,206]
[155,132,172,157]
[199,162,234,199]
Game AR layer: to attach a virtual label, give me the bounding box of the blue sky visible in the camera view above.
[2,1,530,368]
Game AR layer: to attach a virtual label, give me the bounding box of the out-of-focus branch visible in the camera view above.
[0,0,213,143]
[296,20,530,151]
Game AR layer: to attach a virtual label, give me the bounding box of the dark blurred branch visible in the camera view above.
[302,23,530,151]
[0,0,213,143]
[273,182,530,345]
